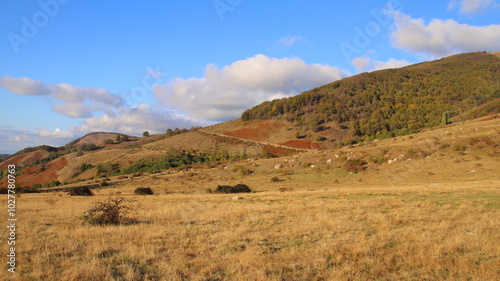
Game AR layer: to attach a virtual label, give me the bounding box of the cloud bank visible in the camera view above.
[351,56,411,73]
[71,104,209,135]
[154,54,347,121]
[0,76,124,118]
[449,0,499,14]
[390,12,500,58]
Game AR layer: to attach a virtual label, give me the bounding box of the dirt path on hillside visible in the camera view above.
[197,129,319,152]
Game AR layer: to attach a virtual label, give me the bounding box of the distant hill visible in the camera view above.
[1,51,499,188]
[241,51,500,145]
[0,154,11,161]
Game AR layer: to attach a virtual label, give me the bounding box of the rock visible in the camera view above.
[275,164,283,169]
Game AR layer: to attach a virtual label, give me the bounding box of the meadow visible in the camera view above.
[2,117,499,281]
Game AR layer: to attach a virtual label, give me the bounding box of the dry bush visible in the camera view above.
[345,159,368,173]
[81,197,136,225]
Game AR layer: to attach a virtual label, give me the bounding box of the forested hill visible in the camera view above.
[241,52,500,143]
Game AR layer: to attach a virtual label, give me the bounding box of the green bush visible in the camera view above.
[134,187,154,195]
[81,197,136,225]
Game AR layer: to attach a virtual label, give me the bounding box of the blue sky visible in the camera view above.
[1,0,499,153]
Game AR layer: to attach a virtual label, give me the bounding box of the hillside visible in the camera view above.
[1,52,499,188]
[3,113,498,280]
[241,51,500,146]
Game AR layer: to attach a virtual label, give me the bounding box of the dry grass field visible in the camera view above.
[2,117,499,280]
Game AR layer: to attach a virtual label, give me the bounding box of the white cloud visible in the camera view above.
[38,128,74,139]
[351,57,372,73]
[0,76,49,96]
[351,56,411,73]
[52,103,94,118]
[390,12,500,58]
[449,0,499,14]
[0,127,75,153]
[154,54,347,121]
[373,58,412,70]
[71,104,209,135]
[0,76,124,118]
[276,35,306,47]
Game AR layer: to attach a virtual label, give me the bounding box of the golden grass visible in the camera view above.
[2,179,499,280]
[2,118,499,280]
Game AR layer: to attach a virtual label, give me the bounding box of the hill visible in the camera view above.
[1,52,499,188]
[241,51,500,146]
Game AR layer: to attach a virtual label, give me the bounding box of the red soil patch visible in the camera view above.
[263,147,296,156]
[279,140,323,150]
[223,121,285,141]
[1,158,68,187]
[0,150,48,170]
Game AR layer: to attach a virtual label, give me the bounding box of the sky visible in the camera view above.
[1,0,499,153]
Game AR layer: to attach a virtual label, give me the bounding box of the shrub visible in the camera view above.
[67,186,94,196]
[214,184,251,194]
[80,163,93,173]
[345,159,368,173]
[134,187,154,195]
[18,187,39,193]
[271,177,280,182]
[453,144,466,151]
[237,167,253,176]
[81,197,136,225]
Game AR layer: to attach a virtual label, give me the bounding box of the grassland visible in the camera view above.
[1,117,499,280]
